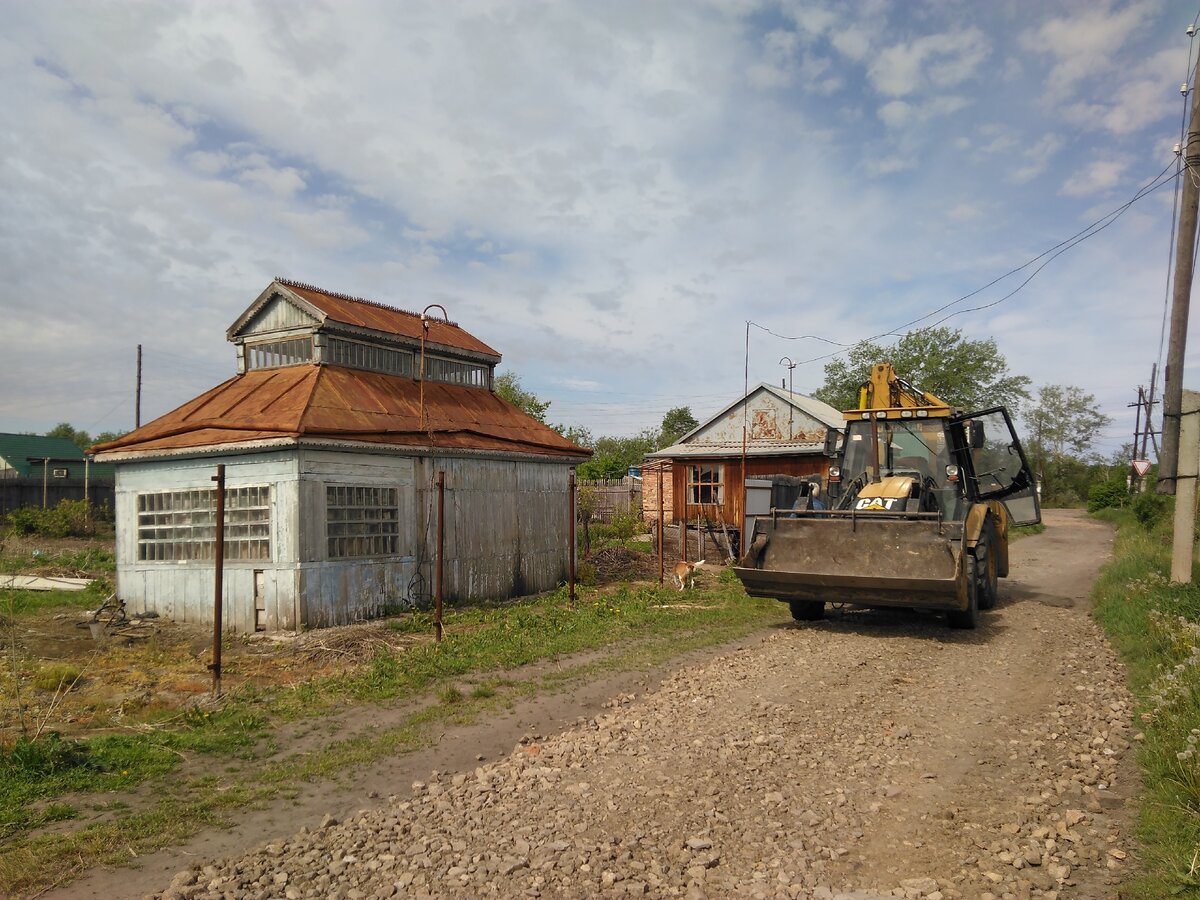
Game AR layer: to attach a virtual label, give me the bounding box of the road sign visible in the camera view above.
[1132,459,1152,477]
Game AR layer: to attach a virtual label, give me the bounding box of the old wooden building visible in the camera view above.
[93,279,589,631]
[643,382,841,541]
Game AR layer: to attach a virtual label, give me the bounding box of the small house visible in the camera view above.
[643,383,841,546]
[93,279,590,631]
[0,433,115,514]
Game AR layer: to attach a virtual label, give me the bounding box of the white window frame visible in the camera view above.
[687,464,724,506]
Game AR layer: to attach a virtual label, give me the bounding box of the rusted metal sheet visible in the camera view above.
[284,281,501,359]
[93,366,590,460]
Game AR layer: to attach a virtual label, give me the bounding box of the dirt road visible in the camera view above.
[70,509,1133,899]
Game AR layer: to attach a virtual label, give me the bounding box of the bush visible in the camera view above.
[6,500,96,537]
[1132,491,1170,531]
[1086,478,1127,513]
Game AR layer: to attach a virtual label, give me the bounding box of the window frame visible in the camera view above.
[687,463,724,507]
[325,484,400,559]
[136,485,272,562]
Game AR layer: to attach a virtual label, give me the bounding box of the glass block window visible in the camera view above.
[327,337,413,376]
[247,337,313,369]
[423,356,488,387]
[137,486,271,561]
[326,485,399,558]
[687,464,724,505]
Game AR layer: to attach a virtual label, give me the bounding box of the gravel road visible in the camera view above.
[155,509,1132,900]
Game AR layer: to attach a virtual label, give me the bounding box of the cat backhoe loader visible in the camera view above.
[733,363,1040,628]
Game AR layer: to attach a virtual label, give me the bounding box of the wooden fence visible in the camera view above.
[578,477,642,523]
[0,478,115,517]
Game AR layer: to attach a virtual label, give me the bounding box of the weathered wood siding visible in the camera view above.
[114,451,301,633]
[668,456,829,526]
[411,456,572,604]
[114,447,576,631]
[295,450,418,628]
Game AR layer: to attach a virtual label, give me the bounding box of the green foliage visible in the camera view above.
[45,423,92,452]
[1027,384,1112,469]
[814,327,1032,413]
[1086,476,1128,513]
[1132,491,1170,531]
[7,500,97,538]
[31,664,82,693]
[659,406,699,447]
[1091,513,1200,896]
[576,431,658,480]
[493,371,551,423]
[2,733,94,779]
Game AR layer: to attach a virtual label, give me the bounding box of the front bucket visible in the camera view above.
[733,516,966,610]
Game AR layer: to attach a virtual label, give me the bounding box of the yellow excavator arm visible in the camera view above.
[856,362,950,412]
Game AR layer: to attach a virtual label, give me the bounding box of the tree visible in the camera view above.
[576,430,659,481]
[1025,384,1113,506]
[658,407,699,448]
[46,423,92,451]
[493,371,551,423]
[814,328,1032,413]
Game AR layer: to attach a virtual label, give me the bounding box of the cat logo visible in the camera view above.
[855,498,896,511]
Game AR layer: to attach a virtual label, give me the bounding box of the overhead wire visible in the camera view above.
[746,159,1183,370]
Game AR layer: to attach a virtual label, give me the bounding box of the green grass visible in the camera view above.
[0,546,115,577]
[1091,505,1200,897]
[0,575,783,896]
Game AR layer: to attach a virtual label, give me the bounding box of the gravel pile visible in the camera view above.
[155,584,1134,900]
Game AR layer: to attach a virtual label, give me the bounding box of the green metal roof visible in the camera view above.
[0,433,116,480]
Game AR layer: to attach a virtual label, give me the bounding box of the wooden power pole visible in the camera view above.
[1159,55,1200,494]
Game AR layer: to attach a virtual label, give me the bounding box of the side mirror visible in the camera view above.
[968,420,986,449]
[823,428,842,458]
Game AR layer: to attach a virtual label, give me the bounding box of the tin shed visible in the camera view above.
[93,280,590,631]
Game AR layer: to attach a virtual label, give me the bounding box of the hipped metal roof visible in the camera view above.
[91,366,590,460]
[228,279,502,361]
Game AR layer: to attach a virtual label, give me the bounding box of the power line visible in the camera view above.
[765,159,1184,368]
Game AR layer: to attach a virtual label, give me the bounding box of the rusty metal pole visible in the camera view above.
[657,467,664,585]
[210,464,226,697]
[435,470,445,641]
[568,471,577,603]
[41,458,48,508]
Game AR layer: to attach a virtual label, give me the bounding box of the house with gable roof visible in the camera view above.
[93,279,590,632]
[642,383,841,546]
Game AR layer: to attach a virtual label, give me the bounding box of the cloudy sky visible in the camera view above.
[2,0,1196,456]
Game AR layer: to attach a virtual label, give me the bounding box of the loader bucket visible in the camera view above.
[733,515,968,611]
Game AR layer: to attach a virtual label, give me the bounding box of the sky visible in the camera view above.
[2,0,1198,459]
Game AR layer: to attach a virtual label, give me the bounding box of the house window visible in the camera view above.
[327,337,414,376]
[423,356,488,387]
[137,486,271,561]
[247,337,313,369]
[688,465,723,505]
[326,485,399,558]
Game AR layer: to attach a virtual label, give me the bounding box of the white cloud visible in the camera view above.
[1020,0,1160,102]
[1059,158,1130,197]
[868,28,989,98]
[1010,133,1065,184]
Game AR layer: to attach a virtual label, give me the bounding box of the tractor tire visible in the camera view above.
[975,521,999,611]
[947,554,980,629]
[788,599,824,621]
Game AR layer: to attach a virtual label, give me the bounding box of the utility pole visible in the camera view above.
[135,343,143,430]
[1159,51,1200,494]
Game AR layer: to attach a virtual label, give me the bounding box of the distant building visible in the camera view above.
[0,433,116,514]
[0,433,114,480]
[642,383,841,540]
[94,279,590,632]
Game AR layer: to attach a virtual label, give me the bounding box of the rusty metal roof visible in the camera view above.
[276,280,500,359]
[92,366,590,460]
